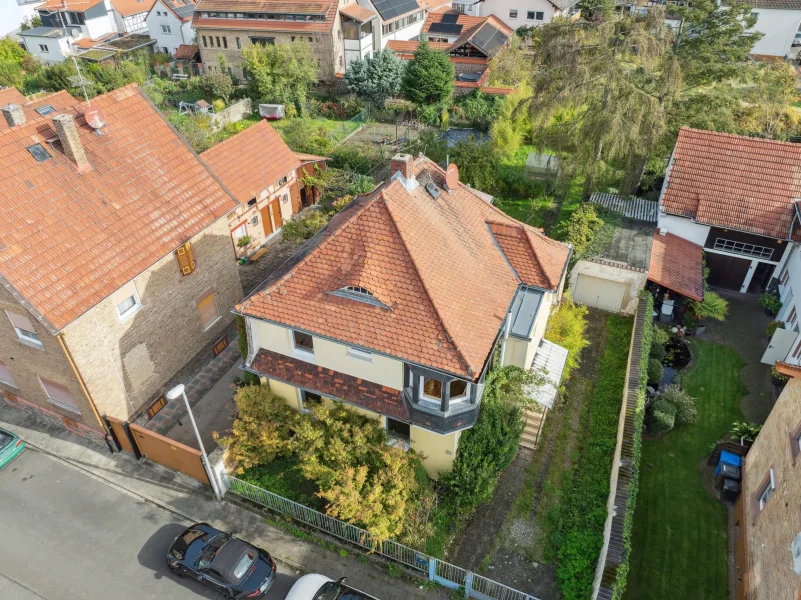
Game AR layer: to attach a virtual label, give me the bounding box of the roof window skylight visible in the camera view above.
[35,104,56,116]
[27,144,51,163]
[328,285,389,308]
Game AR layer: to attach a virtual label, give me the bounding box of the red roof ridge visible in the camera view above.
[522,227,555,289]
[677,125,801,150]
[382,181,476,377]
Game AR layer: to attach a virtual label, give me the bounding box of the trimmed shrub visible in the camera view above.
[652,325,670,347]
[281,209,331,242]
[661,385,697,426]
[649,342,666,363]
[766,320,785,337]
[648,398,676,434]
[647,358,664,385]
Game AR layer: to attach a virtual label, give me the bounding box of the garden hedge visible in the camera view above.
[648,398,676,435]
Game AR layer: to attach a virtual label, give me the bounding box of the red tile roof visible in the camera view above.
[339,3,377,21]
[0,90,80,132]
[423,7,513,36]
[201,120,301,205]
[487,221,570,289]
[0,84,238,332]
[38,0,104,10]
[193,0,337,30]
[250,349,409,419]
[662,127,801,240]
[239,157,570,379]
[174,44,200,60]
[295,152,330,163]
[0,87,26,105]
[648,229,704,302]
[192,15,332,31]
[111,0,156,16]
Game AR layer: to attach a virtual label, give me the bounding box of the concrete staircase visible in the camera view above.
[520,405,547,450]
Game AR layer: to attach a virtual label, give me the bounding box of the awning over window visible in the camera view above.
[525,339,569,409]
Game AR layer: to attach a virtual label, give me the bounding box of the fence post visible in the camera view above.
[429,557,436,582]
[465,572,473,598]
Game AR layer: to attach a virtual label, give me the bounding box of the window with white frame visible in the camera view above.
[39,44,49,53]
[0,360,17,387]
[111,281,142,323]
[527,10,544,20]
[123,12,147,32]
[713,238,773,260]
[162,24,172,33]
[509,9,518,18]
[39,377,80,414]
[299,390,323,413]
[421,377,442,402]
[292,330,315,355]
[6,310,42,347]
[452,3,467,13]
[347,346,372,362]
[758,469,775,510]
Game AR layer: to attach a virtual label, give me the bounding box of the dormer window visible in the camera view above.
[329,285,389,308]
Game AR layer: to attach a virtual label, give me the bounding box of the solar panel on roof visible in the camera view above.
[372,0,419,21]
[429,22,463,34]
[470,23,506,57]
[441,13,458,23]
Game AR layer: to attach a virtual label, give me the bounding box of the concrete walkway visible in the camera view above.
[0,402,444,600]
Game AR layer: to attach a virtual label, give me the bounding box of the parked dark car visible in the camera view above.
[167,522,276,598]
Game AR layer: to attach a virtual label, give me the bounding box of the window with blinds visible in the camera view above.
[6,310,42,346]
[39,377,80,413]
[197,290,220,330]
[0,360,17,387]
[175,241,196,276]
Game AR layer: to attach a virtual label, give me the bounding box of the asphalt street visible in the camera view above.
[0,448,299,600]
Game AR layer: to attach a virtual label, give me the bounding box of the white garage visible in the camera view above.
[572,273,630,313]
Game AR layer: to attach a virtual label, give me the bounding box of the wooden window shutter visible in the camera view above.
[175,242,196,276]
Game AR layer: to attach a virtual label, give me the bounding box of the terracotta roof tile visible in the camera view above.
[239,158,570,378]
[0,87,27,105]
[250,349,408,419]
[38,0,104,9]
[192,15,332,31]
[174,44,200,60]
[111,0,156,16]
[662,127,801,240]
[0,90,78,132]
[339,3,377,21]
[0,84,238,331]
[487,221,569,289]
[193,0,337,30]
[648,229,704,302]
[295,151,330,163]
[201,120,300,204]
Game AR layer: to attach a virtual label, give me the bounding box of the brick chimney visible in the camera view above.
[52,113,89,170]
[1,104,25,128]
[390,153,414,180]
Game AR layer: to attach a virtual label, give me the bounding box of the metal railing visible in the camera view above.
[222,474,540,600]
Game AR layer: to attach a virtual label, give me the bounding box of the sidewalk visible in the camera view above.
[0,404,443,600]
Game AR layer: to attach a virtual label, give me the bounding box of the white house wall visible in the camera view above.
[568,260,648,315]
[147,1,188,54]
[656,212,710,247]
[21,34,70,63]
[502,291,555,370]
[86,0,117,39]
[748,8,801,57]
[775,245,801,365]
[481,0,557,30]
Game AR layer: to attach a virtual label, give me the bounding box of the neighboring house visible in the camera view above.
[386,7,513,92]
[201,120,328,260]
[146,0,197,55]
[237,152,572,477]
[0,84,243,440]
[20,0,155,62]
[657,127,799,295]
[472,0,579,30]
[568,193,704,315]
[744,0,801,58]
[733,364,801,600]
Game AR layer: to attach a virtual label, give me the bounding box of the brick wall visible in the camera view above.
[62,217,244,419]
[741,377,801,599]
[196,28,339,81]
[0,286,100,431]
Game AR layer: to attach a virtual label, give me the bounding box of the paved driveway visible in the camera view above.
[0,449,298,600]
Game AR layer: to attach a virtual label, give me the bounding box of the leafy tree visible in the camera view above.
[19,16,42,31]
[552,203,604,259]
[455,91,503,131]
[202,70,234,105]
[0,36,25,63]
[401,38,454,107]
[689,290,728,321]
[242,40,317,107]
[345,49,404,109]
[647,358,664,385]
[647,397,676,434]
[400,128,447,164]
[0,61,23,88]
[449,136,498,193]
[661,385,697,426]
[489,87,531,158]
[487,36,531,87]
[746,62,797,139]
[280,209,331,242]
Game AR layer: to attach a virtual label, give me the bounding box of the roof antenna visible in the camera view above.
[55,0,91,105]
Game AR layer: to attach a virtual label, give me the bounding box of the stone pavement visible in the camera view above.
[0,403,445,600]
[145,342,240,436]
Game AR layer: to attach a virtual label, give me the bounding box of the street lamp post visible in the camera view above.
[166,384,222,502]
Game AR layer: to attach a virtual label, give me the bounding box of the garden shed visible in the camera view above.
[525,152,559,178]
[568,193,657,314]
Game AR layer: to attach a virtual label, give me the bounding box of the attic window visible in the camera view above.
[27,144,51,163]
[328,285,389,308]
[425,182,441,199]
[35,104,55,116]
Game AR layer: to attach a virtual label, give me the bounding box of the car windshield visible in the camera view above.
[197,534,227,570]
[315,582,373,600]
[232,552,255,580]
[0,431,13,451]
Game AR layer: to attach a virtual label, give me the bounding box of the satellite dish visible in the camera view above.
[70,28,81,38]
[84,106,107,130]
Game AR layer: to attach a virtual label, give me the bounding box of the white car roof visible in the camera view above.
[286,573,333,600]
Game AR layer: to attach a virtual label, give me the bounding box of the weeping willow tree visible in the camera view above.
[526,9,679,197]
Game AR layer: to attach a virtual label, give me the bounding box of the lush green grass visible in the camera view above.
[625,339,747,600]
[494,195,553,228]
[272,117,361,143]
[555,315,633,600]
[239,456,323,510]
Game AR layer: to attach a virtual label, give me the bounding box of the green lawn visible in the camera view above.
[626,339,747,600]
[272,117,361,143]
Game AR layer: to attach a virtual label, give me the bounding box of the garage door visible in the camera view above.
[573,274,628,313]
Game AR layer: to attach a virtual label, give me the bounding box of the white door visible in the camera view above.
[761,328,797,365]
[572,274,628,313]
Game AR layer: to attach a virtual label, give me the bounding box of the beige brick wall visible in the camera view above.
[196,27,339,81]
[0,286,99,430]
[742,377,801,599]
[62,217,243,419]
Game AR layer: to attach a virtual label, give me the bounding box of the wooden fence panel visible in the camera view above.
[106,415,135,455]
[129,423,209,485]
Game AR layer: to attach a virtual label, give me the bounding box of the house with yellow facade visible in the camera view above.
[236,153,571,478]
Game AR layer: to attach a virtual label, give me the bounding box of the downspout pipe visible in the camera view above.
[499,310,513,367]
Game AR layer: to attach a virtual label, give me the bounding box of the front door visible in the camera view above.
[260,199,281,237]
[705,252,751,292]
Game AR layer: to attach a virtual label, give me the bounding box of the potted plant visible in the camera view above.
[687,290,729,334]
[759,291,782,316]
[237,234,252,248]
[766,320,785,338]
